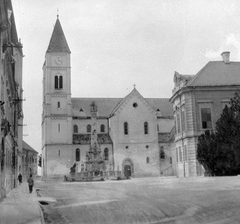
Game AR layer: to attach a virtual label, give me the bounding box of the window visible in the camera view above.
[144,122,148,134]
[76,148,80,161]
[157,124,159,132]
[124,122,128,135]
[54,76,58,89]
[58,124,60,132]
[104,148,109,161]
[100,124,105,133]
[177,112,180,133]
[181,105,185,132]
[87,124,91,133]
[81,163,84,171]
[160,146,165,159]
[73,125,78,133]
[146,157,150,163]
[58,101,61,109]
[59,76,63,89]
[54,75,63,89]
[174,116,177,133]
[201,108,212,129]
[133,103,138,108]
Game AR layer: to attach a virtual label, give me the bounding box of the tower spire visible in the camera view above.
[46,17,71,53]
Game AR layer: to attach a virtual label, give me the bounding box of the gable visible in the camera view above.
[110,88,155,116]
[114,91,156,119]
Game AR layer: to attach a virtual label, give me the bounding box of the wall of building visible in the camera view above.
[110,92,161,177]
[0,0,23,200]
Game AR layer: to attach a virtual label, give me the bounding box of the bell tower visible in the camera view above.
[42,16,72,179]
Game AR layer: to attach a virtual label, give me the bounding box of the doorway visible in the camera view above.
[124,165,131,177]
[122,158,134,178]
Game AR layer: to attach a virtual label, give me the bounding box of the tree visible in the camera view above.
[197,93,240,176]
[197,130,216,176]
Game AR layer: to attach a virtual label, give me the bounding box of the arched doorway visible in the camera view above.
[122,158,134,178]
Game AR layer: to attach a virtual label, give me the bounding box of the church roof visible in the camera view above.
[46,17,71,53]
[72,96,173,117]
[187,61,240,87]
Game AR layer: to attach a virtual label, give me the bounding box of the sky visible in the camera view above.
[11,0,240,154]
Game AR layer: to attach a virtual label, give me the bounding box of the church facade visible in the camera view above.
[41,18,174,180]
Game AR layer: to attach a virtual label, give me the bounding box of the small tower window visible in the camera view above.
[146,157,150,163]
[144,122,148,134]
[104,148,109,161]
[58,101,61,109]
[73,125,78,133]
[55,76,58,89]
[87,124,91,133]
[124,122,128,135]
[59,76,63,89]
[160,146,165,159]
[76,148,80,162]
[100,124,105,132]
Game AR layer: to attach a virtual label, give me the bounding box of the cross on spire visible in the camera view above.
[57,8,59,19]
[133,84,136,89]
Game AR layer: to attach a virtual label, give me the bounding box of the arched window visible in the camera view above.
[124,122,128,135]
[76,148,80,162]
[144,122,148,134]
[87,124,91,133]
[73,125,78,133]
[104,148,109,160]
[59,76,63,89]
[58,101,60,109]
[100,124,105,132]
[54,75,63,89]
[160,146,165,159]
[54,76,58,89]
[146,157,150,163]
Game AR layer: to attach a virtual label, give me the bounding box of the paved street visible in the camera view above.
[36,176,240,224]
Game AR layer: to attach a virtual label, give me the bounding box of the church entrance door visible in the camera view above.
[122,158,134,178]
[124,165,131,178]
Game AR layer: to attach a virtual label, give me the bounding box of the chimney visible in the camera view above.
[221,51,230,64]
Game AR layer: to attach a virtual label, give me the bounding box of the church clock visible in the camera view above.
[55,57,62,65]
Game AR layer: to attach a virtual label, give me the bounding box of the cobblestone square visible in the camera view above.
[37,176,240,224]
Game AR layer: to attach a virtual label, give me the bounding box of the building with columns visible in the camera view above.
[41,17,174,180]
[170,51,240,177]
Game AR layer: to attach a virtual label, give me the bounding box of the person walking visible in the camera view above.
[17,173,22,185]
[27,174,34,193]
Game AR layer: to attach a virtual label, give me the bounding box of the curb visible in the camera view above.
[36,189,45,224]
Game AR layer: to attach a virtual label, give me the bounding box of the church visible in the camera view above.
[41,17,174,180]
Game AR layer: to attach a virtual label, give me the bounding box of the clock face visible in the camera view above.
[55,57,62,65]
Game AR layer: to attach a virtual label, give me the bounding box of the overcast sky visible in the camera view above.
[11,0,240,154]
